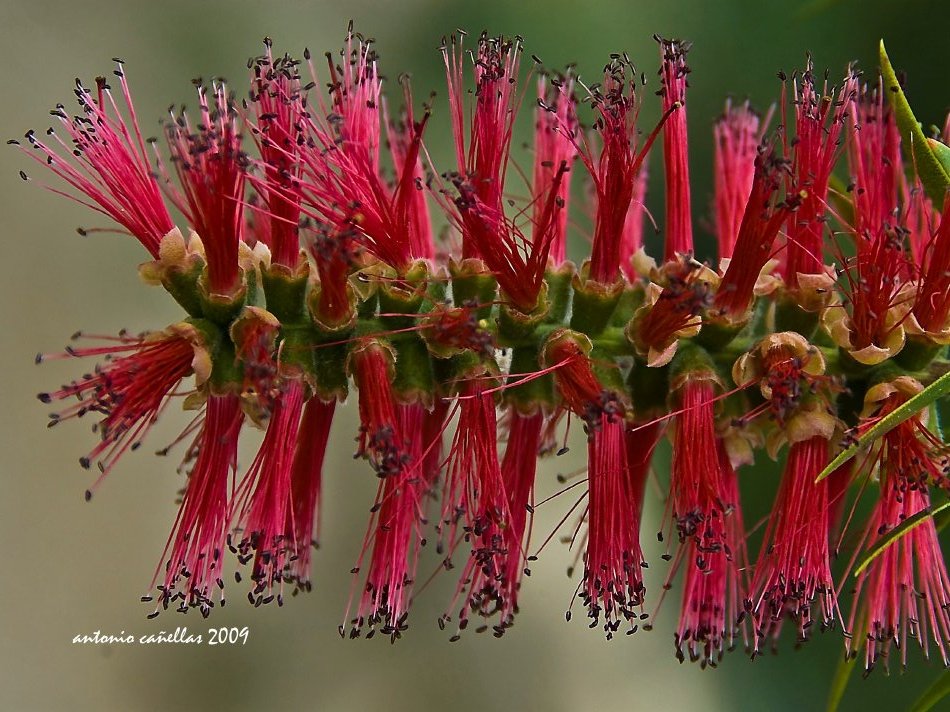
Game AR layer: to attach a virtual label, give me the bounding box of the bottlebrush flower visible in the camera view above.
[159,81,247,297]
[21,29,950,672]
[749,435,837,652]
[155,393,244,617]
[543,331,645,637]
[713,100,769,260]
[287,397,336,590]
[38,328,202,493]
[847,379,950,671]
[780,61,858,287]
[15,65,176,257]
[657,36,693,261]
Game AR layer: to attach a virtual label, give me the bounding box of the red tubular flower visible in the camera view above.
[545,334,645,635]
[913,198,950,334]
[749,436,836,652]
[443,32,520,261]
[161,82,247,296]
[154,393,244,616]
[491,409,544,632]
[248,41,305,269]
[674,440,748,667]
[657,36,693,261]
[444,34,567,312]
[781,62,857,286]
[294,31,429,272]
[714,100,767,260]
[712,145,796,320]
[287,397,337,591]
[574,57,658,284]
[838,84,911,354]
[848,399,950,671]
[17,66,175,257]
[442,379,512,635]
[232,379,307,604]
[346,344,427,639]
[534,72,578,266]
[386,86,436,261]
[38,331,195,492]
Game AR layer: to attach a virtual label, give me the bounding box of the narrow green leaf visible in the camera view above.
[826,653,856,712]
[816,369,950,482]
[880,40,950,204]
[909,670,950,712]
[853,500,950,578]
[930,138,950,177]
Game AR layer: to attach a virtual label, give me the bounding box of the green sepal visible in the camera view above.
[773,293,820,339]
[628,358,670,418]
[544,263,575,324]
[504,341,554,412]
[161,260,205,318]
[895,333,943,371]
[609,285,645,328]
[391,332,435,404]
[880,41,950,204]
[569,271,624,337]
[261,263,310,324]
[668,340,717,387]
[450,258,498,320]
[498,282,549,345]
[197,269,247,327]
[378,261,429,330]
[693,317,743,351]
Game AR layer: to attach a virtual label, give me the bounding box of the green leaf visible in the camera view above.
[826,653,856,712]
[816,369,950,482]
[909,670,950,712]
[930,138,950,177]
[852,500,950,578]
[880,40,950,204]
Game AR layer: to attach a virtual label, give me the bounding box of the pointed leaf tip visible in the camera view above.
[879,40,950,204]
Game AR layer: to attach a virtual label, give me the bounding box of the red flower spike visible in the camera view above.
[781,62,858,286]
[749,436,836,652]
[534,73,578,266]
[492,409,544,631]
[443,33,522,261]
[669,379,724,545]
[349,401,429,640]
[421,398,451,485]
[350,343,406,478]
[848,400,950,671]
[294,32,428,272]
[674,440,748,667]
[386,87,436,261]
[573,56,659,284]
[840,84,911,353]
[581,410,645,638]
[712,145,796,320]
[161,82,247,296]
[714,100,767,261]
[155,394,244,616]
[441,380,513,634]
[287,396,337,591]
[657,36,693,261]
[19,67,175,257]
[38,332,195,492]
[248,43,305,269]
[914,197,950,334]
[232,379,307,603]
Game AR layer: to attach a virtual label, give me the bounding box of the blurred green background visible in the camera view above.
[2,0,948,709]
